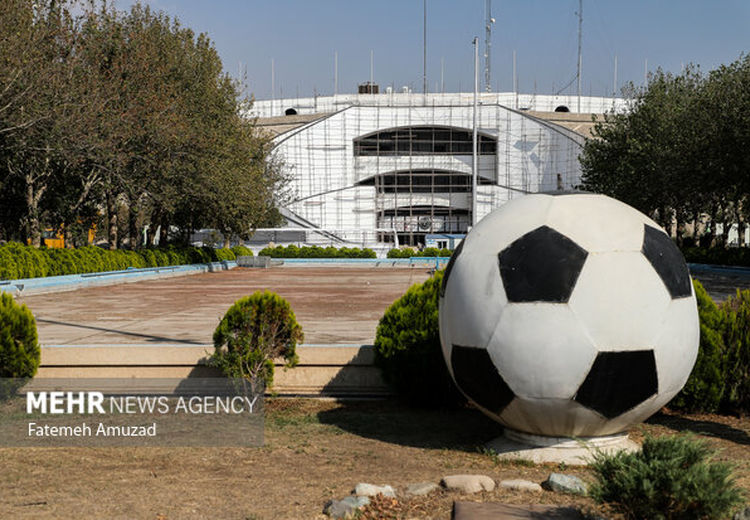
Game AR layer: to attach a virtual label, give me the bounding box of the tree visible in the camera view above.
[0,0,288,249]
[579,56,750,247]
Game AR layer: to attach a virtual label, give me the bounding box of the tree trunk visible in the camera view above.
[721,220,731,247]
[129,203,140,249]
[107,191,118,250]
[146,207,160,247]
[738,220,746,247]
[63,227,74,249]
[25,176,41,248]
[159,215,169,246]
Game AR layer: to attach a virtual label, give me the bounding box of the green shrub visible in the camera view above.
[257,244,375,258]
[589,434,744,520]
[670,280,726,412]
[683,246,750,268]
[211,290,303,389]
[387,247,453,258]
[139,249,157,267]
[151,249,168,266]
[213,248,236,262]
[374,270,464,407]
[2,242,43,278]
[186,246,210,264]
[0,293,40,379]
[231,245,253,257]
[43,248,78,276]
[720,288,750,413]
[0,242,238,281]
[0,246,20,280]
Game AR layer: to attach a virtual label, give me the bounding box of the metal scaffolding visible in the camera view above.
[261,94,592,248]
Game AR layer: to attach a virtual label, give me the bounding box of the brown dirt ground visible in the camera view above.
[1,400,749,519]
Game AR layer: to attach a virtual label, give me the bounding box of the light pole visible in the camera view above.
[472,37,479,227]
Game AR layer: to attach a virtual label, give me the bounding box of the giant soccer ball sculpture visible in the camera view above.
[439,193,699,438]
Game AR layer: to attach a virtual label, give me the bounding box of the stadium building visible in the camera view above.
[249,91,626,251]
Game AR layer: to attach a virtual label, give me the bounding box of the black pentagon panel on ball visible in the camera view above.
[497,225,588,303]
[439,239,465,298]
[451,345,515,415]
[641,225,692,299]
[574,350,658,419]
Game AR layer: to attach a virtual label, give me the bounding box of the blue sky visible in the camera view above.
[114,0,750,101]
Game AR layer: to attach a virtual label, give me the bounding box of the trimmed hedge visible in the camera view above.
[373,270,465,407]
[258,245,376,259]
[0,242,239,281]
[230,245,254,258]
[387,247,453,258]
[682,246,750,268]
[0,292,40,379]
[211,290,302,389]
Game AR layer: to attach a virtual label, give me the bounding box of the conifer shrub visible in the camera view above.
[720,288,750,413]
[152,249,170,266]
[0,247,20,280]
[670,280,726,412]
[211,291,302,389]
[71,248,94,273]
[0,293,40,379]
[139,249,157,267]
[386,247,453,258]
[257,244,376,258]
[374,270,465,407]
[212,248,236,262]
[683,246,750,268]
[231,245,253,257]
[589,434,744,520]
[0,243,250,280]
[43,249,77,276]
[2,242,47,278]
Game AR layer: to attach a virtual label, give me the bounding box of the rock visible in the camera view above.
[441,474,496,494]
[323,496,370,519]
[734,507,750,520]
[405,482,440,496]
[353,483,396,498]
[499,479,543,492]
[542,473,588,495]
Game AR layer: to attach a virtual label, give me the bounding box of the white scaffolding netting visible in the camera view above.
[262,97,594,248]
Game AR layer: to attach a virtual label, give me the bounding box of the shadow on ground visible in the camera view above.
[646,412,750,446]
[316,399,503,451]
[36,318,204,344]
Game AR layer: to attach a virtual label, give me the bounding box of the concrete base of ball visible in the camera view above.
[485,429,639,466]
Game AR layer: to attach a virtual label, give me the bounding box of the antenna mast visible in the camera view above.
[423,0,427,94]
[484,0,494,92]
[576,0,582,112]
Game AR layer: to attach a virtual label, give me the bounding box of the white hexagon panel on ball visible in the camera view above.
[438,192,699,438]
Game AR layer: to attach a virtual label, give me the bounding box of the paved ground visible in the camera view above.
[19,266,431,346]
[689,265,750,302]
[17,264,750,348]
